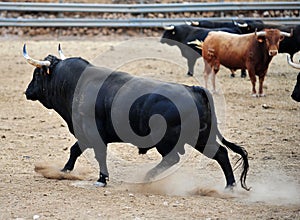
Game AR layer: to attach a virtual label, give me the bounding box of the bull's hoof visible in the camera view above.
[61,168,71,173]
[144,174,153,182]
[94,181,106,187]
[144,170,157,182]
[225,182,236,191]
[251,93,258,98]
[211,89,218,94]
[241,69,247,78]
[96,173,109,187]
[187,72,193,76]
[258,93,266,97]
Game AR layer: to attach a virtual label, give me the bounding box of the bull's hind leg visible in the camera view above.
[248,69,257,96]
[258,72,267,97]
[62,141,85,172]
[93,145,109,187]
[213,145,236,189]
[187,57,197,76]
[203,59,212,89]
[144,151,180,182]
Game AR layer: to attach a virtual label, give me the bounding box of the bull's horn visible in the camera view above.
[185,21,192,25]
[287,54,300,69]
[187,39,203,49]
[163,25,175,30]
[234,21,248,27]
[255,30,266,37]
[191,21,199,26]
[280,29,293,37]
[23,44,51,67]
[58,44,66,60]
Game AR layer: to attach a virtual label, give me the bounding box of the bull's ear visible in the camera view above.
[41,66,51,75]
[256,36,265,43]
[279,35,285,41]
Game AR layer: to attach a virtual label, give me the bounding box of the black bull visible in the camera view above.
[292,73,300,102]
[287,55,300,102]
[24,46,249,190]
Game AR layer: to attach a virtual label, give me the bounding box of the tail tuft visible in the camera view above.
[217,129,250,191]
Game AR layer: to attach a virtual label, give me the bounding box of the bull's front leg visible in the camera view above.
[258,74,266,97]
[145,151,180,181]
[186,56,197,76]
[93,145,109,187]
[61,141,84,172]
[248,71,257,96]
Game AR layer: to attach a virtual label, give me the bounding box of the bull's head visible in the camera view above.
[255,29,292,56]
[161,25,193,46]
[160,25,177,44]
[23,44,62,108]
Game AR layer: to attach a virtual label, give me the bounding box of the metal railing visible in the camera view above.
[1,2,300,13]
[0,2,299,27]
[0,17,299,28]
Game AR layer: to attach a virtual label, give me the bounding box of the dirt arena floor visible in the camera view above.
[0,34,299,219]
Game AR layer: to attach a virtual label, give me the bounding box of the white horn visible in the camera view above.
[163,25,175,30]
[58,44,66,60]
[185,21,192,25]
[255,31,266,37]
[191,21,199,26]
[187,39,203,49]
[23,44,51,67]
[234,21,248,27]
[280,29,293,37]
[287,54,300,69]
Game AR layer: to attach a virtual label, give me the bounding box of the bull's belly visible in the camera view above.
[220,58,246,70]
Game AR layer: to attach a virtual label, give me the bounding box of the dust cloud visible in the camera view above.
[34,162,90,181]
[246,169,300,205]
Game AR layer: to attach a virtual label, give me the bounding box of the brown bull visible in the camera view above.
[192,29,291,96]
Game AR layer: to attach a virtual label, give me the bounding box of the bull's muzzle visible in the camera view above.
[269,50,278,56]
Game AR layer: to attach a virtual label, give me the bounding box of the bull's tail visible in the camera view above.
[216,129,250,191]
[200,87,250,191]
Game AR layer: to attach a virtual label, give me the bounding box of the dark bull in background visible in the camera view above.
[287,54,300,102]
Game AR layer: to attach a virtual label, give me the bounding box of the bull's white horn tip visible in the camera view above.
[23,43,29,58]
[58,43,66,60]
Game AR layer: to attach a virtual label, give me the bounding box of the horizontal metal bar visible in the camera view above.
[1,17,299,28]
[0,2,299,13]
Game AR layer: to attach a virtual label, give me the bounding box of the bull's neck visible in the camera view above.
[48,71,82,134]
[251,37,274,64]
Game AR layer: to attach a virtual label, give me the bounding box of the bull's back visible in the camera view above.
[203,31,253,69]
[94,72,212,150]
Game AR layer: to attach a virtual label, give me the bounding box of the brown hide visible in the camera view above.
[202,29,285,96]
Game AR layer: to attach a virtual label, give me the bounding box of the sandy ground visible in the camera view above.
[0,34,300,219]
